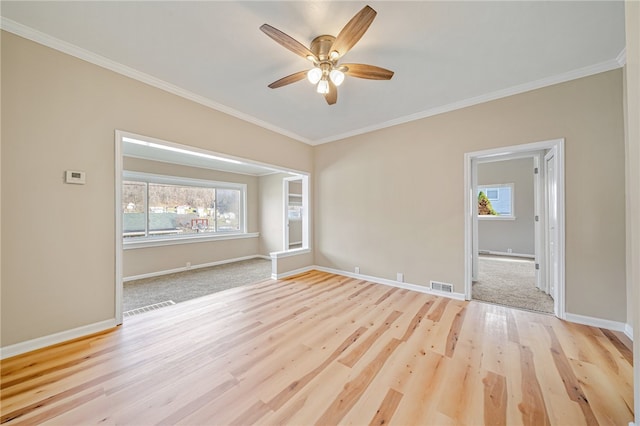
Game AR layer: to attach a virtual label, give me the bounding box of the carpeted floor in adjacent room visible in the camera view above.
[123,258,272,314]
[472,255,554,314]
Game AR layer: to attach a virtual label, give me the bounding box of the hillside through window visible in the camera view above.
[123,172,244,239]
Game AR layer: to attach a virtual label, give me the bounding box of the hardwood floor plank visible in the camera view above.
[480,310,508,376]
[518,344,551,426]
[155,377,239,425]
[386,350,447,425]
[427,297,451,322]
[367,388,403,426]
[266,326,367,410]
[0,271,633,425]
[314,338,403,425]
[483,370,507,426]
[570,358,634,426]
[544,324,599,425]
[602,329,634,365]
[373,287,399,306]
[338,310,403,368]
[444,306,467,358]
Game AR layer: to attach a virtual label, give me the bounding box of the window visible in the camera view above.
[123,172,245,240]
[478,183,514,218]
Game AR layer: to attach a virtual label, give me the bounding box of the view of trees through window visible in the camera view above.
[123,180,241,238]
[477,184,514,217]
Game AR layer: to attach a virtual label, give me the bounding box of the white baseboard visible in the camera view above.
[123,254,270,282]
[0,319,117,360]
[313,266,466,301]
[564,312,627,333]
[271,266,315,280]
[625,323,634,341]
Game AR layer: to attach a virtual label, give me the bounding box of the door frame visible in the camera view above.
[544,147,559,297]
[463,138,565,318]
[282,175,308,252]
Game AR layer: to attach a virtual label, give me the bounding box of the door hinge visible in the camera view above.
[535,215,539,222]
[534,167,539,174]
[535,263,540,270]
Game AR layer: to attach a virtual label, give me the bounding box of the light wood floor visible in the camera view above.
[0,271,633,425]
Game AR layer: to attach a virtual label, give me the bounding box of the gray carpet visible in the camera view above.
[472,255,554,314]
[123,258,272,313]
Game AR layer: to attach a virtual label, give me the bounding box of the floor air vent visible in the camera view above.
[124,300,176,318]
[430,281,453,293]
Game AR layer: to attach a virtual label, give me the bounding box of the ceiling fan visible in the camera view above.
[260,5,394,105]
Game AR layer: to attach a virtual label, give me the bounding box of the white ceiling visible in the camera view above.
[1,1,626,145]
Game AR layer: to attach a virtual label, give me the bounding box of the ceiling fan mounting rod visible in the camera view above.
[310,35,337,62]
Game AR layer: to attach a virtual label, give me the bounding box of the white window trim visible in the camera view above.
[477,183,515,219]
[123,232,259,250]
[122,171,248,243]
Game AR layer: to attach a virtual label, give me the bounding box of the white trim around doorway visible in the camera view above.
[464,138,565,319]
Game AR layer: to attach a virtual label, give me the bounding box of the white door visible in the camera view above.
[544,149,558,298]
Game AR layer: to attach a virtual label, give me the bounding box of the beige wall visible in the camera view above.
[314,69,626,322]
[478,157,535,255]
[1,32,313,347]
[122,157,260,278]
[124,237,259,278]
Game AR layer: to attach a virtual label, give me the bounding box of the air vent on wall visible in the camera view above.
[430,281,453,293]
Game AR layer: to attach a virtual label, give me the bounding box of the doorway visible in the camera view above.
[114,131,310,324]
[473,156,553,313]
[464,139,565,318]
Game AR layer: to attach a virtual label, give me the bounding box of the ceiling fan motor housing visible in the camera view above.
[310,35,337,62]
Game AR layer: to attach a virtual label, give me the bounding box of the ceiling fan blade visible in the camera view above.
[342,63,394,80]
[260,24,318,63]
[268,70,309,89]
[324,80,337,105]
[330,5,377,59]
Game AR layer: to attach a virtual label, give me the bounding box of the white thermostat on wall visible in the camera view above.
[65,170,86,185]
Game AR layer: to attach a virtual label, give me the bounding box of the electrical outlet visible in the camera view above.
[355,266,360,274]
[507,248,513,253]
[397,273,404,282]
[186,262,192,269]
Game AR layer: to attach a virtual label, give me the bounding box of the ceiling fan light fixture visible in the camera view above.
[261,5,392,105]
[329,69,345,86]
[307,67,322,84]
[316,79,330,94]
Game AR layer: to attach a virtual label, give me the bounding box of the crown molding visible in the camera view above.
[0,18,312,145]
[312,56,625,145]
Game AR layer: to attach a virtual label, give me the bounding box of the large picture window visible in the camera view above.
[123,172,245,239]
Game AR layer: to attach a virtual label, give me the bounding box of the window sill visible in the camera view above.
[478,215,516,221]
[123,232,259,250]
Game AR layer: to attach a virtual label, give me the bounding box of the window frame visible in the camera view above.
[122,171,248,247]
[477,183,515,220]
